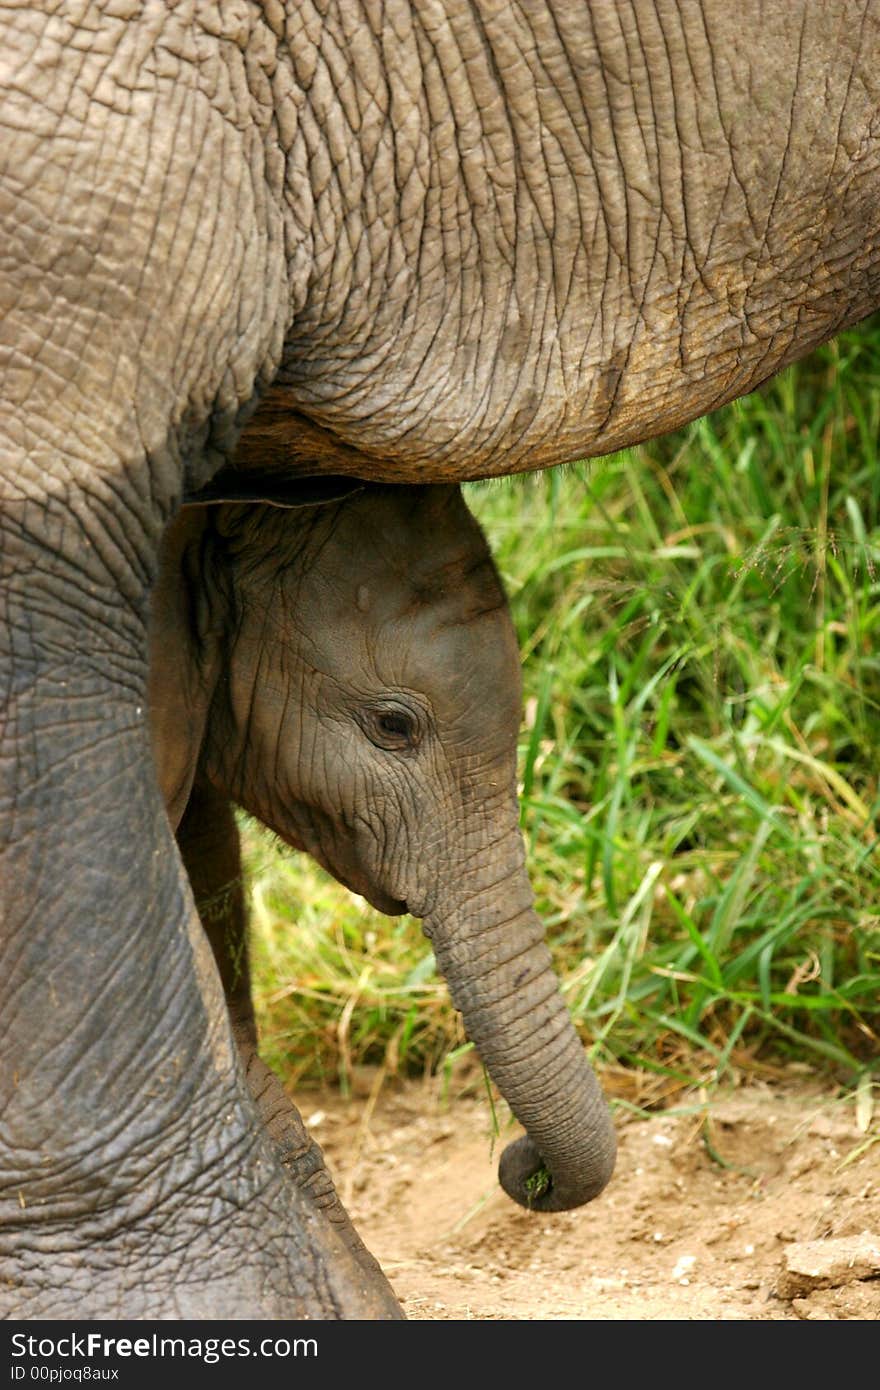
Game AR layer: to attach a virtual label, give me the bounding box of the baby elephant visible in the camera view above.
[149,482,615,1298]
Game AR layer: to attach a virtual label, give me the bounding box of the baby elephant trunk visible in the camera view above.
[423,857,616,1213]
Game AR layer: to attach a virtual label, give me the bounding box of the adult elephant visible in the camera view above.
[1,0,878,1319]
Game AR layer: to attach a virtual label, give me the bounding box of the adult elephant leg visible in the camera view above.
[0,483,402,1319]
[176,779,394,1291]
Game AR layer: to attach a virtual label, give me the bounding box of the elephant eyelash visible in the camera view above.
[377,710,413,739]
[358,702,423,752]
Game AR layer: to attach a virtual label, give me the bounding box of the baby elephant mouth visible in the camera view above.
[323,847,408,917]
[333,863,407,917]
[361,885,408,917]
[280,827,408,917]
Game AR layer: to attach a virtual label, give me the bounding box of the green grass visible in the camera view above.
[246,317,880,1106]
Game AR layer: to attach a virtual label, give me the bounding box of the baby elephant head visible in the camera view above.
[152,483,615,1213]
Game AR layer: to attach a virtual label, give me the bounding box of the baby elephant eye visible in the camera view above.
[378,711,412,738]
[361,704,421,752]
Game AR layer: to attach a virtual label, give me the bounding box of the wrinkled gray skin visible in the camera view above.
[1,0,879,1317]
[149,483,615,1313]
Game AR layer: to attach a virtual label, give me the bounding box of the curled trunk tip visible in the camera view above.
[498,1127,617,1213]
[426,864,618,1216]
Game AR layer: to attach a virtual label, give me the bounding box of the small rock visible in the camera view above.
[792,1299,835,1321]
[777,1231,880,1297]
[807,1113,856,1142]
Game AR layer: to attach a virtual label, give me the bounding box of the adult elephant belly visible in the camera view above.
[235,0,880,486]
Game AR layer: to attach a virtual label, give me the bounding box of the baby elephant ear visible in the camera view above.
[182,471,365,510]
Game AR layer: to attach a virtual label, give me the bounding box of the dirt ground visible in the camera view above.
[304,1068,880,1320]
